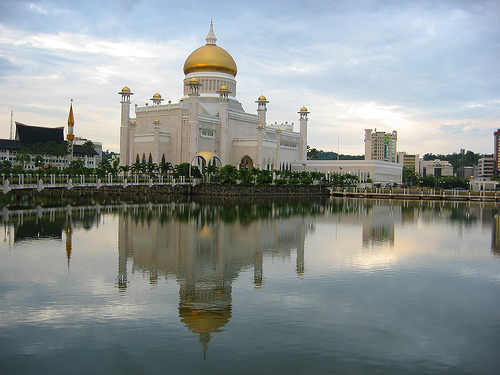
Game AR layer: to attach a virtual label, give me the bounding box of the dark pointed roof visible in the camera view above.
[15,122,64,144]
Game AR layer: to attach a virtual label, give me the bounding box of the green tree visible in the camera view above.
[219,164,238,184]
[256,169,273,184]
[119,164,130,178]
[82,140,96,157]
[33,154,44,170]
[203,164,219,182]
[15,147,31,170]
[403,168,419,186]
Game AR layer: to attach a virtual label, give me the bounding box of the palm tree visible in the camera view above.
[119,165,130,178]
[33,154,44,170]
[203,164,218,182]
[16,147,31,170]
[131,162,143,176]
[159,161,173,176]
[82,140,95,157]
[219,164,238,184]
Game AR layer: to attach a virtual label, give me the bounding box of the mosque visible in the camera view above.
[119,22,308,170]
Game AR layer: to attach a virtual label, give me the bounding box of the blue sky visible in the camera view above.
[0,0,499,155]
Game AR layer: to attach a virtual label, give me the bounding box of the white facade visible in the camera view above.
[478,154,495,178]
[119,23,307,171]
[290,160,403,185]
[419,159,454,177]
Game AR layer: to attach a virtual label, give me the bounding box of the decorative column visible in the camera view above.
[257,125,264,169]
[217,86,230,165]
[119,86,134,166]
[186,78,201,162]
[298,106,309,161]
[153,119,160,164]
[275,128,281,170]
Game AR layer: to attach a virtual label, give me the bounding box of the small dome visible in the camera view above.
[219,85,229,91]
[153,92,161,98]
[121,86,130,92]
[189,77,200,84]
[300,106,308,112]
[258,95,267,101]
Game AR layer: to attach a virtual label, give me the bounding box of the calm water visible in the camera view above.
[0,197,499,374]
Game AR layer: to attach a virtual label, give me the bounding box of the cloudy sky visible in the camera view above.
[0,0,499,156]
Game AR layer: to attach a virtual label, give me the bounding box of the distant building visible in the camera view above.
[419,159,454,178]
[396,152,419,173]
[74,137,102,168]
[494,129,500,175]
[364,129,397,163]
[291,159,402,185]
[478,154,495,178]
[0,122,98,170]
[456,166,475,180]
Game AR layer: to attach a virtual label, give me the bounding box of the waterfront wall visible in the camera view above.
[0,184,329,208]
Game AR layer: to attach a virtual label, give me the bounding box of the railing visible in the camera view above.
[2,174,197,194]
[327,187,499,201]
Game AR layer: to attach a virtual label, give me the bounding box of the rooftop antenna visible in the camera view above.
[10,110,13,140]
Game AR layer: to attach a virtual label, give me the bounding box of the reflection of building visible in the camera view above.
[364,129,398,163]
[117,202,308,357]
[361,205,398,247]
[119,22,308,170]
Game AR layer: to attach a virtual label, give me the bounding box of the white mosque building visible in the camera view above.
[119,22,308,171]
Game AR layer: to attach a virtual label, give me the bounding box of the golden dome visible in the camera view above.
[121,86,130,92]
[300,106,308,112]
[258,95,267,101]
[183,23,237,77]
[152,92,161,98]
[189,77,200,84]
[219,85,229,91]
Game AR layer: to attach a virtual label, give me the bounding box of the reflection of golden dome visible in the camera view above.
[258,95,267,101]
[183,23,237,77]
[300,106,308,112]
[179,307,232,333]
[121,86,130,92]
[153,92,161,98]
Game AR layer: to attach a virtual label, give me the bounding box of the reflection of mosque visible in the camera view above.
[1,206,102,266]
[117,202,309,357]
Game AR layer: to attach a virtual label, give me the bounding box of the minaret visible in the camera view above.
[256,95,268,127]
[67,100,75,164]
[298,106,309,161]
[217,85,230,165]
[186,78,201,162]
[119,86,134,166]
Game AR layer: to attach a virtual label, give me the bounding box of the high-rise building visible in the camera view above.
[364,129,397,163]
[396,152,419,173]
[479,154,495,178]
[494,129,500,175]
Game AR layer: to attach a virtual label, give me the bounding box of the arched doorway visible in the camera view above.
[239,155,253,170]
